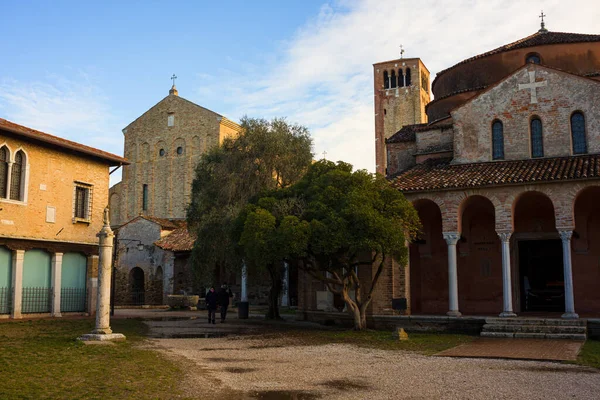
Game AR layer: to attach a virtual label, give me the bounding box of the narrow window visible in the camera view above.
[571,112,587,155]
[167,114,174,127]
[176,146,183,155]
[10,150,24,200]
[492,120,504,160]
[530,117,544,158]
[421,74,428,92]
[159,148,165,157]
[390,70,397,88]
[0,147,8,198]
[405,67,412,86]
[398,69,405,87]
[73,183,92,221]
[383,71,389,89]
[142,184,148,211]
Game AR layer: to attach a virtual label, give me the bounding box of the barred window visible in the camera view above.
[10,151,24,200]
[383,70,389,89]
[530,117,544,158]
[492,120,504,160]
[73,182,93,221]
[571,112,587,155]
[0,147,8,198]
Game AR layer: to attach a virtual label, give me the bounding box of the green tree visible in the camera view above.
[237,161,420,330]
[187,117,313,317]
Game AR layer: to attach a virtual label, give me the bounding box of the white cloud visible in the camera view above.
[215,0,600,172]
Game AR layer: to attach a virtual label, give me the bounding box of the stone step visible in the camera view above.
[482,324,586,334]
[485,317,587,326]
[481,331,587,340]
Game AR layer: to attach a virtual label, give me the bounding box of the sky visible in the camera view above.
[1,0,599,186]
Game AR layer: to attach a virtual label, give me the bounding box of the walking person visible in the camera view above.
[217,284,233,323]
[205,286,217,324]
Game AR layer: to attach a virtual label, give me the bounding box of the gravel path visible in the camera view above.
[152,335,600,400]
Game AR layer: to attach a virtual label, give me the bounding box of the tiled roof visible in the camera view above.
[386,121,453,144]
[144,216,185,230]
[435,31,600,84]
[390,154,600,192]
[0,118,128,166]
[154,225,196,252]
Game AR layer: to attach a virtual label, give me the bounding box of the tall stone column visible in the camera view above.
[281,261,289,307]
[10,250,24,319]
[559,230,578,319]
[79,207,126,341]
[238,261,249,319]
[497,232,516,317]
[443,232,461,317]
[51,252,63,317]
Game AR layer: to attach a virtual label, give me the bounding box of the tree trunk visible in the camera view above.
[342,285,368,330]
[266,266,282,320]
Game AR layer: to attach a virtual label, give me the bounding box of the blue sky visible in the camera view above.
[1,0,599,185]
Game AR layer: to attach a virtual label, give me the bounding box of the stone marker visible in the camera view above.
[393,328,409,341]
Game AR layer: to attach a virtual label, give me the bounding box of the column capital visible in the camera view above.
[443,232,460,245]
[497,231,512,242]
[558,230,573,241]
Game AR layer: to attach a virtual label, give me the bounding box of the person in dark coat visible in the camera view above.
[216,284,233,323]
[205,286,218,324]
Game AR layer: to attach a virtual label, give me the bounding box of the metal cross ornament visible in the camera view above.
[171,74,177,86]
[400,45,405,59]
[539,10,547,31]
[322,151,327,160]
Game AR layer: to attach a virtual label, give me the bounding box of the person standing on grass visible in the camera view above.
[205,286,217,324]
[217,284,233,323]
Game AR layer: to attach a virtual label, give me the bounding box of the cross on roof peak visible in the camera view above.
[171,74,177,87]
[539,10,548,33]
[400,45,405,59]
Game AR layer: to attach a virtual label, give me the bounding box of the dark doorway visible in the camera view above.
[518,240,564,312]
[129,267,145,305]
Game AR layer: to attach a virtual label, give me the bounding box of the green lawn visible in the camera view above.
[576,339,600,369]
[0,318,188,399]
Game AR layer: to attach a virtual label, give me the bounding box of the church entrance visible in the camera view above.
[518,239,564,312]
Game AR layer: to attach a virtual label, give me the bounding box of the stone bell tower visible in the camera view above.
[374,55,431,175]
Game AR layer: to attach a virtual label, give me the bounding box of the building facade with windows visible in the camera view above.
[379,28,600,318]
[0,118,127,318]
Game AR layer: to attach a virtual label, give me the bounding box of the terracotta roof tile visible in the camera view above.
[154,225,196,252]
[144,216,185,230]
[390,154,600,192]
[0,118,128,165]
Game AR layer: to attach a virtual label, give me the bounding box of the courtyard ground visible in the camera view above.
[0,309,599,399]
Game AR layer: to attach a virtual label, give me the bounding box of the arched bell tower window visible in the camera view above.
[526,53,541,64]
[383,71,389,89]
[571,111,587,155]
[530,117,544,158]
[405,68,412,86]
[0,146,8,198]
[492,120,504,160]
[398,69,405,87]
[390,70,397,88]
[10,150,25,201]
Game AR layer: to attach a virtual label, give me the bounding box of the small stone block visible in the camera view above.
[393,328,409,341]
[78,333,127,342]
[82,341,116,346]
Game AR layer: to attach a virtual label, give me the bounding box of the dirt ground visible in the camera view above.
[117,309,600,400]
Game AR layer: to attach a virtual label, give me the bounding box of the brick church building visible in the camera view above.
[298,24,600,323]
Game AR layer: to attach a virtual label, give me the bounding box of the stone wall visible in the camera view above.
[386,141,416,176]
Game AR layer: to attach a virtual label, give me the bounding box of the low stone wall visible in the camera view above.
[588,319,600,339]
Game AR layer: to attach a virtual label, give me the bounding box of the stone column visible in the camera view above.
[86,255,99,316]
[79,207,125,341]
[559,230,579,319]
[10,250,24,319]
[5,162,13,198]
[497,232,516,317]
[443,232,461,317]
[241,261,248,303]
[51,252,63,317]
[281,261,289,307]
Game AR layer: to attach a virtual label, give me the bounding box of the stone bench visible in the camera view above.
[167,295,200,311]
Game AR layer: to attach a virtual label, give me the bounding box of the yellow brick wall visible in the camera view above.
[0,136,109,245]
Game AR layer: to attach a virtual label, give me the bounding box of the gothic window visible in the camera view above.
[383,71,389,89]
[526,53,541,64]
[398,69,405,87]
[405,67,412,86]
[0,147,8,198]
[492,120,504,160]
[530,117,544,158]
[142,184,149,211]
[390,70,397,88]
[73,182,92,221]
[9,150,24,200]
[571,112,587,155]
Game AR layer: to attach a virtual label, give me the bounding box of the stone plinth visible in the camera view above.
[78,333,126,342]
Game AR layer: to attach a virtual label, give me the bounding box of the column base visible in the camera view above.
[91,327,113,335]
[78,333,126,342]
[447,310,462,317]
[561,312,579,319]
[499,312,517,317]
[52,313,62,318]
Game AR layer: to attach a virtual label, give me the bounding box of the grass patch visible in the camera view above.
[279,329,475,355]
[0,318,189,399]
[575,339,600,369]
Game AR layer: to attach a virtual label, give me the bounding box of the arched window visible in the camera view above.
[0,147,8,198]
[571,112,587,155]
[10,150,24,200]
[398,69,405,87]
[142,184,149,211]
[526,53,541,64]
[492,120,504,160]
[405,68,412,86]
[390,70,397,88]
[383,71,389,89]
[530,117,544,158]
